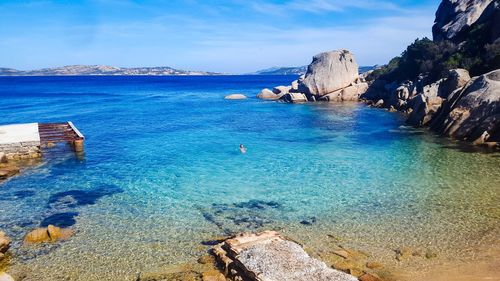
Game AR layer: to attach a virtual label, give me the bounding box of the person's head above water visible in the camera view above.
[239,144,247,153]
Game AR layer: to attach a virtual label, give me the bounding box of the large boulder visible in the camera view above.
[433,0,495,43]
[430,69,500,144]
[298,50,359,97]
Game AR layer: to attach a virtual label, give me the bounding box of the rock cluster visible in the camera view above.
[212,230,357,281]
[431,69,500,145]
[23,225,74,244]
[257,50,368,103]
[363,68,499,146]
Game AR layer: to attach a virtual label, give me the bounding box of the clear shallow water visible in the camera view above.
[0,76,499,280]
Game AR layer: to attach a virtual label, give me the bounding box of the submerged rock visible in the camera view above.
[359,273,382,281]
[299,50,359,97]
[395,247,413,261]
[23,225,74,244]
[0,165,19,180]
[224,94,247,100]
[201,270,225,281]
[212,231,358,281]
[0,231,10,261]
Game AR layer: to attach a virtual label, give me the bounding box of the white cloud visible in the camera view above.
[250,0,404,15]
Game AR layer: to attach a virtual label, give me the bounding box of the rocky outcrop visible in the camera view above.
[298,50,359,97]
[257,50,367,103]
[24,225,74,244]
[224,94,247,100]
[212,231,357,281]
[432,0,496,43]
[430,69,500,144]
[364,66,499,146]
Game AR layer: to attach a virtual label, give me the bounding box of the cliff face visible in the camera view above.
[432,0,498,43]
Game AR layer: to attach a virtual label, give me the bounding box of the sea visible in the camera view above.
[0,76,499,280]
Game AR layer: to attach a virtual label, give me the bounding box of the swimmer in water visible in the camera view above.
[239,144,247,154]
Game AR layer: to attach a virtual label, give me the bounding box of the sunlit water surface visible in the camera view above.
[0,76,499,280]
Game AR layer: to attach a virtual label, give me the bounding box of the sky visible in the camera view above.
[0,0,440,73]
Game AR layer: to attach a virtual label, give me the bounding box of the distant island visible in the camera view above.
[251,65,377,75]
[0,65,379,76]
[0,65,221,76]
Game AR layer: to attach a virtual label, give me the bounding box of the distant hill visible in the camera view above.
[0,65,221,76]
[252,66,308,75]
[252,65,377,75]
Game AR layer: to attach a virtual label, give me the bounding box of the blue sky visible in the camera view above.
[0,0,439,73]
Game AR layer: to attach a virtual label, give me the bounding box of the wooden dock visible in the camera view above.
[38,122,85,152]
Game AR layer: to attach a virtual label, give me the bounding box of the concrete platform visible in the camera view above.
[0,123,40,145]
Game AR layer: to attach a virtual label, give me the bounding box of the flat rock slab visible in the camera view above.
[213,231,358,281]
[0,123,40,145]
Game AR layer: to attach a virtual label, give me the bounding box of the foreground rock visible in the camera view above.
[0,231,9,261]
[212,231,357,281]
[299,50,359,98]
[24,225,74,244]
[225,94,247,100]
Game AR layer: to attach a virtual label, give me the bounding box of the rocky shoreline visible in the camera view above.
[257,49,499,148]
[257,0,499,148]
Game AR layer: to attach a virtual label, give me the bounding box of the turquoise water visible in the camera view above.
[0,76,499,280]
